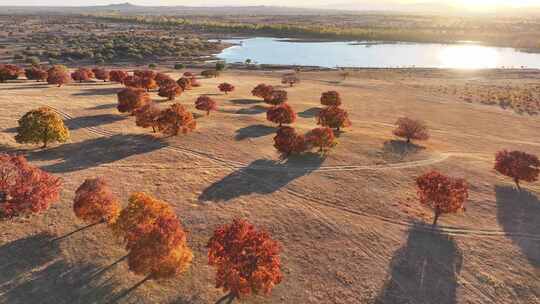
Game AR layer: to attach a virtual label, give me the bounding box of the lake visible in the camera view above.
[216,37,540,69]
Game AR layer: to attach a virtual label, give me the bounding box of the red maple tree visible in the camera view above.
[0,64,22,82]
[393,117,429,144]
[73,177,120,224]
[109,70,128,84]
[155,72,173,87]
[47,65,71,87]
[157,103,196,135]
[265,90,288,105]
[0,154,62,218]
[92,68,110,82]
[494,150,540,190]
[117,87,151,114]
[158,83,183,100]
[266,103,297,127]
[252,84,274,100]
[317,106,351,131]
[207,219,282,303]
[273,126,307,157]
[25,67,48,82]
[281,74,300,87]
[320,91,342,107]
[306,127,336,153]
[177,77,193,90]
[416,171,468,226]
[195,96,217,116]
[71,68,95,83]
[218,83,235,95]
[134,103,162,133]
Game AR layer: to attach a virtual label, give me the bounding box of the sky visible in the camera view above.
[0,0,539,9]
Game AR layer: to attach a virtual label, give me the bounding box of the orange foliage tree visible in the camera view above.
[306,127,336,153]
[109,70,128,84]
[416,171,468,226]
[71,68,95,83]
[207,219,282,303]
[155,72,173,87]
[393,117,429,144]
[195,96,217,116]
[123,75,144,88]
[127,214,193,281]
[281,74,300,87]
[177,77,193,90]
[218,83,235,95]
[266,103,297,127]
[158,83,183,100]
[273,127,307,158]
[157,103,196,135]
[320,91,342,107]
[92,68,110,82]
[117,87,151,114]
[0,64,22,82]
[141,77,158,92]
[73,177,120,225]
[317,106,351,131]
[494,150,540,190]
[0,154,62,218]
[134,70,156,80]
[252,84,274,100]
[265,90,288,105]
[25,66,48,82]
[135,103,162,133]
[47,65,71,87]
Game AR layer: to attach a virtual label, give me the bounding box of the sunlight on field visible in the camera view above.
[438,45,499,69]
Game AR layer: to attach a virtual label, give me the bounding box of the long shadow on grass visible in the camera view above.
[72,87,121,96]
[229,99,261,105]
[375,223,463,304]
[235,124,276,141]
[26,134,167,173]
[382,140,425,160]
[87,103,117,110]
[65,114,126,130]
[298,107,320,118]
[495,186,540,267]
[199,154,325,202]
[235,105,267,115]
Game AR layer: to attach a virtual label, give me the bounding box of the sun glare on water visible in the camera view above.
[438,45,499,69]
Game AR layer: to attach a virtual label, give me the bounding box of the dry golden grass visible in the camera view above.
[0,68,539,304]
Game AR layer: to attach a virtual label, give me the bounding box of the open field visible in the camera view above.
[1,68,540,303]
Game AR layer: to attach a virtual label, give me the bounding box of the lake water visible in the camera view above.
[216,37,540,69]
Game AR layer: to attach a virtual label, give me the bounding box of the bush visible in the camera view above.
[494,150,540,190]
[218,83,235,95]
[195,96,217,116]
[148,63,157,68]
[207,219,282,302]
[0,154,62,218]
[306,127,336,153]
[317,106,351,131]
[393,117,429,144]
[134,103,162,133]
[174,63,185,70]
[273,127,307,158]
[416,171,468,226]
[15,107,70,148]
[157,103,196,136]
[117,87,151,114]
[266,103,297,127]
[320,91,342,107]
[73,178,121,224]
[215,61,226,71]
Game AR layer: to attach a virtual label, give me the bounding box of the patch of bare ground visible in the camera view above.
[1,68,539,304]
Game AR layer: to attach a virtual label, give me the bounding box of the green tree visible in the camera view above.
[15,107,70,148]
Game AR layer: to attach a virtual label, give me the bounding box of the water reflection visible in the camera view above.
[438,45,499,69]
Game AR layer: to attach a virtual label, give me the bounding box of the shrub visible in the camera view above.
[25,67,48,82]
[73,177,120,224]
[195,96,217,116]
[109,70,128,84]
[157,103,196,135]
[117,87,151,114]
[266,103,297,127]
[494,150,540,190]
[127,214,193,280]
[158,83,183,100]
[265,90,288,105]
[71,68,95,83]
[320,91,342,107]
[218,83,235,95]
[273,127,307,158]
[393,117,429,143]
[252,84,274,100]
[148,63,157,69]
[183,72,194,77]
[15,107,70,148]
[46,65,70,87]
[215,61,226,71]
[0,154,62,218]
[317,106,351,131]
[306,127,336,153]
[134,103,162,133]
[416,171,468,226]
[176,77,192,90]
[281,73,300,87]
[201,70,219,78]
[207,219,282,302]
[0,64,22,82]
[174,63,185,70]
[92,68,110,82]
[155,73,173,87]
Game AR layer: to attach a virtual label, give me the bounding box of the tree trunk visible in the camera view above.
[432,210,440,227]
[207,110,210,116]
[406,137,411,144]
[514,178,521,191]
[152,126,156,133]
[215,292,237,304]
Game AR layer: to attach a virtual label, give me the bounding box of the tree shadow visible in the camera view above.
[298,107,320,118]
[382,140,425,159]
[0,83,49,91]
[234,124,276,140]
[72,88,121,96]
[495,186,540,267]
[26,134,168,173]
[375,223,463,304]
[65,114,126,130]
[229,99,261,105]
[235,105,267,115]
[3,126,17,133]
[199,154,325,202]
[87,103,118,110]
